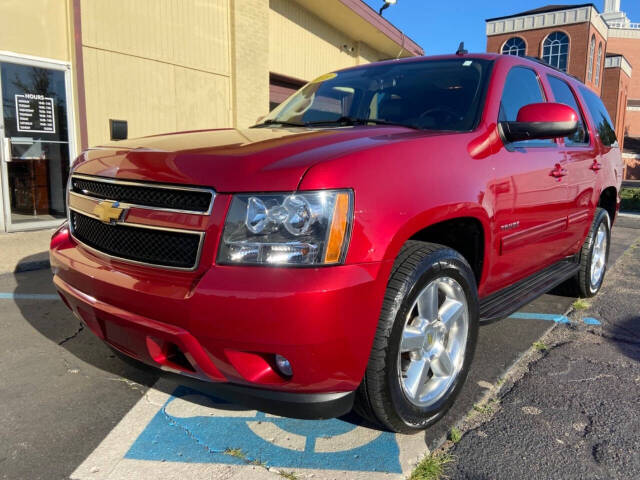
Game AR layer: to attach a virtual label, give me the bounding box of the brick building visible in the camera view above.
[486,1,640,180]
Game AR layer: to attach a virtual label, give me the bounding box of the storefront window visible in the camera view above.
[1,61,70,228]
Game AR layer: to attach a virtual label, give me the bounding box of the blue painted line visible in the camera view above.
[583,317,602,325]
[126,386,401,473]
[0,293,59,300]
[509,312,570,324]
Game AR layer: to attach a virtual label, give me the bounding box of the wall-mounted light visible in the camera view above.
[379,0,397,16]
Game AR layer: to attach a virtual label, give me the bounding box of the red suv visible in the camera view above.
[50,54,623,433]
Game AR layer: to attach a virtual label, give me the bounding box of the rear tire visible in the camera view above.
[355,241,479,433]
[575,208,610,298]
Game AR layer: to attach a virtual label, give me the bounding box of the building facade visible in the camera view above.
[0,0,421,233]
[486,1,640,180]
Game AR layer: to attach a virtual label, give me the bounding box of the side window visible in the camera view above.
[547,76,589,145]
[579,87,618,147]
[500,67,552,145]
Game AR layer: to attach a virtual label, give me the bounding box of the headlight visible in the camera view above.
[218,190,353,266]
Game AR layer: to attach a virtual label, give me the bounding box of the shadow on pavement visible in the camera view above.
[15,253,160,388]
[603,313,640,363]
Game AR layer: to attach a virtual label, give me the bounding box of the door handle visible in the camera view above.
[550,164,567,178]
[589,160,602,171]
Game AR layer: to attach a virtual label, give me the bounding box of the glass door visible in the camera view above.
[0,58,74,231]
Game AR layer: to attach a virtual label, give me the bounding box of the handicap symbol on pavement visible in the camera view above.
[125,386,402,473]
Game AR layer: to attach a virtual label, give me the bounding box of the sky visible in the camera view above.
[361,0,640,54]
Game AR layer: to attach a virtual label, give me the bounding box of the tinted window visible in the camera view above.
[547,76,589,145]
[499,67,552,146]
[1,62,69,142]
[263,59,493,132]
[499,67,546,121]
[580,87,618,147]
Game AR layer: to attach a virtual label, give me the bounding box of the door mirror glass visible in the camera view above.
[500,102,578,143]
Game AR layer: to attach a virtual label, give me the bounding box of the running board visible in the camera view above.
[479,259,579,324]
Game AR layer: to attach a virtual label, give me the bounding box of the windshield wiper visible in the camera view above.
[304,116,421,130]
[253,116,422,130]
[252,119,307,128]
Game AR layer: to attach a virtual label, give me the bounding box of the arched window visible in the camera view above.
[595,43,603,86]
[587,35,596,82]
[542,32,570,71]
[502,37,526,57]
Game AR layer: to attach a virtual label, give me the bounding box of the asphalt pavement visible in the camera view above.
[449,216,640,480]
[0,217,637,480]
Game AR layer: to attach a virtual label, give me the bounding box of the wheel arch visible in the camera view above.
[598,186,617,224]
[382,205,490,288]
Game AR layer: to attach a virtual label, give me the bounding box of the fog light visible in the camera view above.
[275,354,293,377]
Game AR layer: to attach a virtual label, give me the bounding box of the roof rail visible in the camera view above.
[521,56,583,82]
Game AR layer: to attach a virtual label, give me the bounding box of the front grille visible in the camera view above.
[71,211,202,270]
[71,176,213,213]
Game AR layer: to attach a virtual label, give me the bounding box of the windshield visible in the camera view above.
[261,58,493,131]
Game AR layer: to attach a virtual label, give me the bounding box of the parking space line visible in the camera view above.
[582,317,602,325]
[0,292,59,300]
[510,312,602,325]
[509,312,570,323]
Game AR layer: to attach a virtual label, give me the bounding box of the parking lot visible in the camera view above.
[1,216,638,480]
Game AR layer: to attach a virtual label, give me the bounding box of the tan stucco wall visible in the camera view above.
[80,0,233,146]
[0,0,403,147]
[231,0,270,128]
[0,0,71,62]
[81,0,391,137]
[358,42,383,65]
[269,0,384,82]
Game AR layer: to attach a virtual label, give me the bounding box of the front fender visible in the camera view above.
[380,204,491,266]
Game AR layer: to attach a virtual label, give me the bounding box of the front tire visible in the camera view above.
[356,241,479,433]
[576,208,610,298]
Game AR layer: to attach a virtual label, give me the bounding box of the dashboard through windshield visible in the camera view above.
[260,58,493,132]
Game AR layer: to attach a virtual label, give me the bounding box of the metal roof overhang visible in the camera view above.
[292,0,424,59]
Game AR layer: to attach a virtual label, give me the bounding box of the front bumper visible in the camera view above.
[51,227,391,415]
[161,369,355,419]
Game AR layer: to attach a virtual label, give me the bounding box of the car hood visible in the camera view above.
[74,126,444,192]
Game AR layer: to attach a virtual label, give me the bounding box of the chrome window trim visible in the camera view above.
[68,208,205,272]
[71,173,216,215]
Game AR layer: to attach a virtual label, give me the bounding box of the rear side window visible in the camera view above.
[499,67,552,146]
[579,87,618,147]
[547,76,589,145]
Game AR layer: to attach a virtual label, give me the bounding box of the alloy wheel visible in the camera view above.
[397,277,469,408]
[590,222,608,289]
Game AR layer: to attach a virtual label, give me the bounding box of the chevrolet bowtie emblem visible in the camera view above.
[93,200,124,224]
